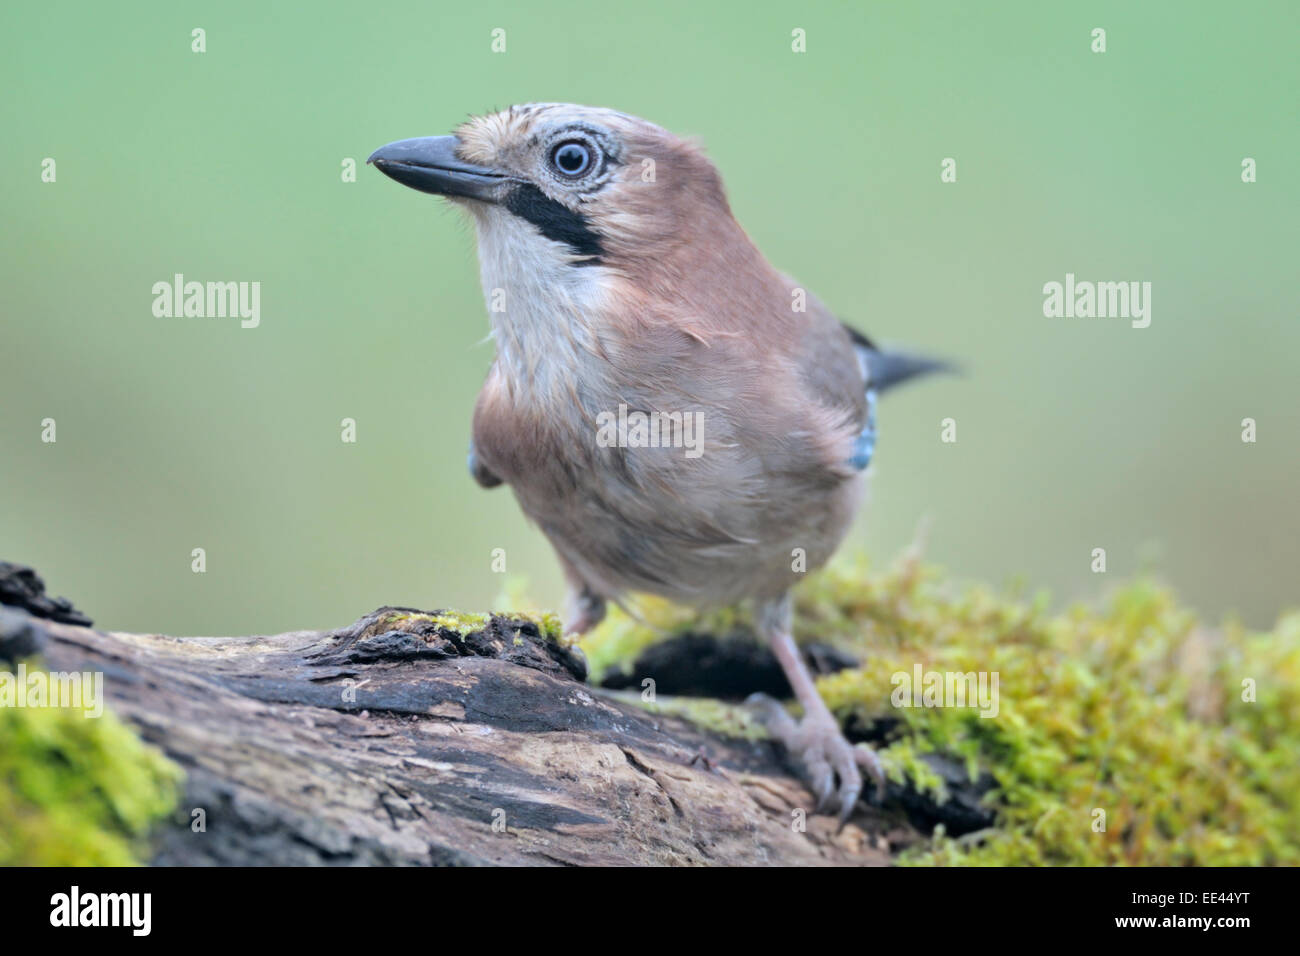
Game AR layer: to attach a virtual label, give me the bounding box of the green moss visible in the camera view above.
[0,681,182,865]
[581,555,1300,866]
[489,578,569,646]
[383,610,491,633]
[384,607,571,647]
[502,610,567,646]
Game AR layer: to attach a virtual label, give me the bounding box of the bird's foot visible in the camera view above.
[563,587,607,638]
[746,692,885,827]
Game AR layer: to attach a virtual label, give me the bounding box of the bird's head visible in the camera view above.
[368,103,734,271]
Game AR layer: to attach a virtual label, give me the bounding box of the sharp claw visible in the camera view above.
[836,785,861,831]
[808,760,835,812]
[829,749,862,830]
[827,746,862,827]
[854,744,887,801]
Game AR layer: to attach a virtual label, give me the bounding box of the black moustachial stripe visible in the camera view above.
[503,184,603,264]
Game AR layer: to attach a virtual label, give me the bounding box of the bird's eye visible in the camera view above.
[550,140,594,177]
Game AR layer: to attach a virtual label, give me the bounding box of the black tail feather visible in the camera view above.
[863,349,955,392]
[842,323,956,393]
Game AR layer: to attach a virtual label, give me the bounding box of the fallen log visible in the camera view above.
[2,600,905,866]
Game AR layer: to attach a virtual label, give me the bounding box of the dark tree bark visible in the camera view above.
[2,602,905,866]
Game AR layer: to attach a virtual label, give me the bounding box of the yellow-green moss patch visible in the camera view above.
[499,610,568,646]
[383,610,491,633]
[384,607,572,648]
[0,686,182,865]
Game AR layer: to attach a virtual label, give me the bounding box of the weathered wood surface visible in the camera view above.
[3,603,903,866]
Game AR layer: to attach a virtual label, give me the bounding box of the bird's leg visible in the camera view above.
[564,584,606,637]
[748,593,885,827]
[559,555,607,637]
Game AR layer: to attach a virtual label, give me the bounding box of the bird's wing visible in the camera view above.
[790,302,952,475]
[788,303,873,474]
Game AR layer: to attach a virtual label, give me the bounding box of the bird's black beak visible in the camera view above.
[367,136,506,202]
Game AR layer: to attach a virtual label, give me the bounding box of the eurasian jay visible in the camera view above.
[369,104,947,825]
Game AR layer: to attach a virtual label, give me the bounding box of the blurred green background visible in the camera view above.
[1,1,1296,636]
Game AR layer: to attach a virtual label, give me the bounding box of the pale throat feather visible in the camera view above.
[470,208,612,403]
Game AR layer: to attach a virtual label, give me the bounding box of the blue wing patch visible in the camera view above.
[847,388,878,471]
